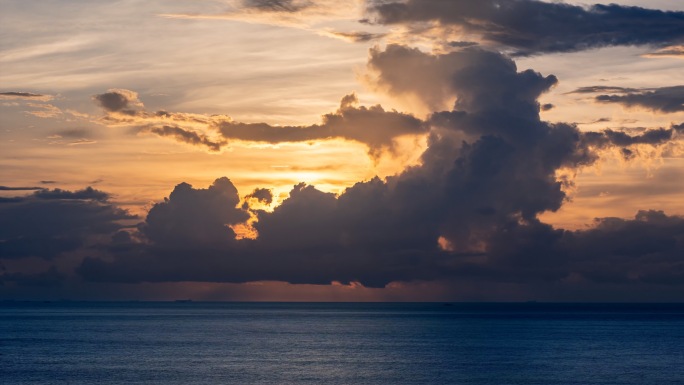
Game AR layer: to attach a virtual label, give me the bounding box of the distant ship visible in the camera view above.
[174,299,193,303]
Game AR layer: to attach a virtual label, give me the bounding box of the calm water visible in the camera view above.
[1,302,683,384]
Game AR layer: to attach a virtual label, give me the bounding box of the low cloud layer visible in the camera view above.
[365,0,684,55]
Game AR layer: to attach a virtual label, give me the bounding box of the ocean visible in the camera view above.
[1,302,683,384]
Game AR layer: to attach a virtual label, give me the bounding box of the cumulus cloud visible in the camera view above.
[365,0,684,55]
[33,186,111,202]
[5,43,682,298]
[367,44,558,112]
[76,46,684,293]
[139,177,250,247]
[0,187,134,259]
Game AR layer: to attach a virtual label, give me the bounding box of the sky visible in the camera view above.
[1,0,683,301]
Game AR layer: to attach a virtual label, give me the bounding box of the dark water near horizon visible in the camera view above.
[1,302,683,384]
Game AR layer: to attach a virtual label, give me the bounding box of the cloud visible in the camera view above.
[93,89,143,114]
[242,0,312,13]
[46,128,97,146]
[644,45,684,58]
[146,125,226,152]
[73,45,684,294]
[139,177,250,247]
[33,186,111,202]
[26,103,63,118]
[0,91,53,101]
[567,86,638,94]
[0,266,65,287]
[0,186,43,191]
[161,0,362,31]
[246,188,273,204]
[365,0,684,55]
[94,91,425,157]
[367,44,558,114]
[215,94,426,157]
[0,187,134,259]
[593,86,684,113]
[320,30,386,43]
[51,128,92,139]
[582,126,678,149]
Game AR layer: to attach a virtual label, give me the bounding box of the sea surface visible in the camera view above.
[1,302,683,384]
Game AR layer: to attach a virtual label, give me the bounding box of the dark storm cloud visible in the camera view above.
[562,211,684,285]
[74,45,684,293]
[594,86,684,113]
[467,211,684,285]
[74,46,587,287]
[139,177,250,247]
[0,187,134,260]
[0,43,672,297]
[147,125,226,152]
[366,0,684,55]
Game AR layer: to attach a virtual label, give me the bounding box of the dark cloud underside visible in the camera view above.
[367,0,684,55]
[242,0,312,12]
[93,91,426,156]
[594,86,684,113]
[0,188,133,259]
